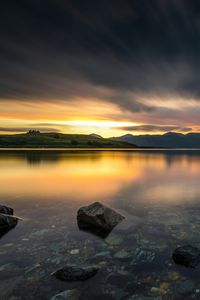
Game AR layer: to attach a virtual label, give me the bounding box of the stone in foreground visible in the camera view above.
[50,289,80,300]
[53,264,99,281]
[172,245,200,268]
[0,204,13,215]
[0,214,18,238]
[0,204,17,237]
[77,202,125,237]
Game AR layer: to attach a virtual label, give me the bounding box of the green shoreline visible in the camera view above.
[0,132,136,149]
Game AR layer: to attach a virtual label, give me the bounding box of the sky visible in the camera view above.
[1,0,200,137]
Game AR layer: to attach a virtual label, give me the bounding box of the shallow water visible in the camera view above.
[1,150,200,299]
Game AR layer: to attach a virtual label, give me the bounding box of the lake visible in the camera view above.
[1,149,200,300]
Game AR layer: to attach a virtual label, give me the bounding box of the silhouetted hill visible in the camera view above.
[112,132,200,148]
[0,132,136,148]
[90,133,103,139]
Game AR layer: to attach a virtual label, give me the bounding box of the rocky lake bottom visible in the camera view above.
[1,149,200,300]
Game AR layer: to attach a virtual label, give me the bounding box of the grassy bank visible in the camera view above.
[0,133,136,148]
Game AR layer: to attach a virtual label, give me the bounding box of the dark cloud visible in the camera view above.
[1,0,200,113]
[117,125,192,132]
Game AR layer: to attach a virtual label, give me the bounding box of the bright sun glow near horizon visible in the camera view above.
[60,120,138,128]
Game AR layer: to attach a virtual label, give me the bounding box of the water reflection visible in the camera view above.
[1,150,200,205]
[1,150,200,299]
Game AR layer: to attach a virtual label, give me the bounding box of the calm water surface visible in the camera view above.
[1,150,200,300]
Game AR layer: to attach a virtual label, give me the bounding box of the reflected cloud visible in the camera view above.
[0,150,200,208]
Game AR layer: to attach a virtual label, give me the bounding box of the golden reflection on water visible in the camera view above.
[0,150,200,205]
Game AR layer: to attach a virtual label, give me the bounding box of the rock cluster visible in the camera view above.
[2,200,200,299]
[53,202,125,285]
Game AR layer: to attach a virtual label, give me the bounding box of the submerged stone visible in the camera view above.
[77,202,125,238]
[70,249,79,255]
[114,249,131,259]
[50,289,80,300]
[131,248,156,265]
[53,264,99,281]
[172,245,200,268]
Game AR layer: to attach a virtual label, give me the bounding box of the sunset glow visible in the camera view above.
[0,0,200,138]
[0,98,199,137]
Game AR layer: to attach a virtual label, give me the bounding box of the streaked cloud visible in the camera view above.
[0,127,59,133]
[117,125,192,133]
[1,0,200,135]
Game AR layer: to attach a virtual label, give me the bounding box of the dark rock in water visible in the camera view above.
[172,245,200,268]
[0,214,18,238]
[50,289,80,300]
[53,264,99,281]
[0,204,13,215]
[77,202,125,238]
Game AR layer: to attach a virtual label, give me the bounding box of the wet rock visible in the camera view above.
[77,202,125,238]
[50,289,80,300]
[0,214,18,238]
[0,204,13,215]
[172,245,200,268]
[53,264,99,281]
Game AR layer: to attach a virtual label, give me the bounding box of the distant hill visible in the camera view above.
[112,132,200,148]
[0,132,136,148]
[90,133,103,139]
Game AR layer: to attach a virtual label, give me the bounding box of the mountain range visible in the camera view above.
[0,132,135,148]
[111,132,200,148]
[1,131,200,148]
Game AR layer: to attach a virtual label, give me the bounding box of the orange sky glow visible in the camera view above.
[1,96,200,137]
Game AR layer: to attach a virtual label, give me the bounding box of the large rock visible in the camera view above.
[0,214,18,238]
[172,245,200,268]
[77,202,125,237]
[50,289,80,300]
[0,205,13,215]
[53,264,99,281]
